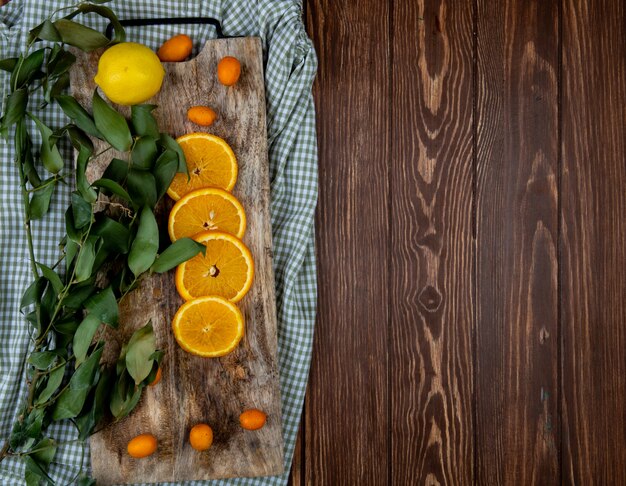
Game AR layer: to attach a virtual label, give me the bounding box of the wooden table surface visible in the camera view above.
[291,0,626,484]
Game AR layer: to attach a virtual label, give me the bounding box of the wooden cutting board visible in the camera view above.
[69,38,283,484]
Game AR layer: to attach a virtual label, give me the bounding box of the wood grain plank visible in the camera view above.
[305,0,390,484]
[390,1,474,484]
[561,0,626,483]
[287,420,303,486]
[70,39,283,483]
[475,0,560,483]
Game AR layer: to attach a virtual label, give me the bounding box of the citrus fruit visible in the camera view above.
[172,296,244,357]
[175,231,254,303]
[149,367,162,386]
[189,423,214,451]
[167,133,238,200]
[217,56,241,86]
[239,409,267,430]
[187,106,217,126]
[94,42,165,105]
[127,433,157,458]
[168,188,246,242]
[158,34,193,62]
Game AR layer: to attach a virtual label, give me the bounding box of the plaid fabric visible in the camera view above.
[0,1,317,484]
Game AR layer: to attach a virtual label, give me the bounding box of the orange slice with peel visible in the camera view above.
[175,231,254,303]
[172,296,244,357]
[167,133,238,200]
[168,188,246,242]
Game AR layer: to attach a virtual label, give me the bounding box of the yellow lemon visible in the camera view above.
[94,42,165,105]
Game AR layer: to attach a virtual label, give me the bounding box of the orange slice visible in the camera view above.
[167,133,238,200]
[172,296,244,357]
[168,188,246,242]
[175,231,254,303]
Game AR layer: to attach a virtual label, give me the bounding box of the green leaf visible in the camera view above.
[23,149,41,188]
[15,116,28,155]
[48,124,72,147]
[131,136,158,170]
[65,207,81,242]
[37,263,63,296]
[93,367,112,420]
[9,409,29,450]
[74,402,93,440]
[127,169,157,209]
[144,361,160,385]
[92,245,111,274]
[2,89,28,130]
[47,47,76,78]
[75,236,99,283]
[145,351,164,386]
[64,239,79,272]
[35,363,65,405]
[76,3,126,44]
[25,437,57,485]
[149,350,165,362]
[84,286,118,327]
[159,134,187,175]
[110,371,143,419]
[24,437,56,484]
[73,315,101,366]
[109,371,128,417]
[25,466,41,486]
[52,388,89,420]
[125,322,156,385]
[44,72,71,105]
[55,95,101,138]
[61,279,96,310]
[53,314,80,334]
[24,408,44,440]
[92,178,130,202]
[29,19,62,43]
[8,414,40,464]
[67,126,94,153]
[131,104,159,139]
[14,119,41,188]
[25,310,39,331]
[0,57,18,72]
[38,286,56,333]
[29,182,55,220]
[29,114,64,174]
[76,144,98,203]
[20,143,39,184]
[128,206,159,276]
[71,192,93,229]
[29,437,57,470]
[52,345,103,420]
[20,278,46,310]
[153,149,179,200]
[75,366,111,440]
[11,49,45,89]
[24,455,53,485]
[102,158,129,183]
[53,19,109,52]
[151,238,206,273]
[92,90,132,151]
[116,342,128,375]
[93,217,130,253]
[20,278,45,309]
[28,351,59,370]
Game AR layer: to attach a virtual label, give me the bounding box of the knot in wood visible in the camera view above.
[418,285,442,312]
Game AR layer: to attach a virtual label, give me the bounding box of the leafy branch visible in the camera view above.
[0,2,204,483]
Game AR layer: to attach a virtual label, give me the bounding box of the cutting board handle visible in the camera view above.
[105,17,225,40]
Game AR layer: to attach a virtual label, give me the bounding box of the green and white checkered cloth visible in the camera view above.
[0,1,317,483]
